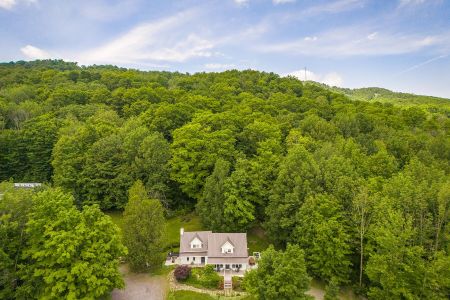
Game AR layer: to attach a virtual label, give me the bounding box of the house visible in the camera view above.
[178,228,249,271]
[14,183,42,189]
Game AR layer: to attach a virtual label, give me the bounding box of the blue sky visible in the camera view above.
[1,0,449,97]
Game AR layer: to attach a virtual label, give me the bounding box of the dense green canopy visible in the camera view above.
[1,60,449,298]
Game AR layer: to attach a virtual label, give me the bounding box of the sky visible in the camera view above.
[1,0,449,97]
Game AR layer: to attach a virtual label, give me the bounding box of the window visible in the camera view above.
[232,264,235,268]
[187,257,189,261]
[227,248,232,253]
[193,257,196,261]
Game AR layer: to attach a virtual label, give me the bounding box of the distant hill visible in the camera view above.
[333,87,450,106]
[305,82,450,112]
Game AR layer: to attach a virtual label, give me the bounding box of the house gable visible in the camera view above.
[221,240,235,254]
[190,236,203,249]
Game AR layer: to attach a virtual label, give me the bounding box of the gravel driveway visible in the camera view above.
[112,265,169,300]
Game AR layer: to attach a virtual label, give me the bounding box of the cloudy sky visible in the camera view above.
[1,0,449,97]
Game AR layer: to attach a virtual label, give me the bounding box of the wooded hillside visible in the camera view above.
[1,60,449,298]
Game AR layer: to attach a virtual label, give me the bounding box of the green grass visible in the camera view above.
[168,290,215,300]
[166,213,204,251]
[105,210,124,229]
[247,225,270,254]
[168,291,254,300]
[183,266,222,289]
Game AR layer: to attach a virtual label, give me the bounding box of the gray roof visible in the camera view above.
[180,231,248,258]
[179,231,211,253]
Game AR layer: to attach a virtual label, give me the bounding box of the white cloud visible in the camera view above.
[20,45,51,59]
[286,69,344,87]
[259,26,450,57]
[321,72,344,86]
[76,10,217,65]
[304,36,318,41]
[367,32,378,40]
[0,0,36,10]
[399,0,426,7]
[0,0,15,9]
[204,63,236,70]
[273,0,296,4]
[234,0,249,6]
[303,0,365,15]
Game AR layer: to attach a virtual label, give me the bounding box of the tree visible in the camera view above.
[18,188,126,299]
[133,132,171,205]
[351,185,375,288]
[196,159,230,231]
[366,207,427,300]
[324,277,340,300]
[243,244,312,300]
[80,134,133,209]
[170,122,236,200]
[265,145,320,245]
[0,184,33,299]
[123,180,167,272]
[294,194,352,284]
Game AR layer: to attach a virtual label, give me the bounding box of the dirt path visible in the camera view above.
[112,264,169,300]
[307,286,325,300]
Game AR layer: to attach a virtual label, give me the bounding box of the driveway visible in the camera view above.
[112,264,169,300]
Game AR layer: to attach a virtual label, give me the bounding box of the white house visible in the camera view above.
[178,228,249,271]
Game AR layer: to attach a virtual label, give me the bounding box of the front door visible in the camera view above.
[225,264,230,270]
[201,257,205,264]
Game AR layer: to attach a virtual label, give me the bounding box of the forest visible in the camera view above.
[0,59,449,299]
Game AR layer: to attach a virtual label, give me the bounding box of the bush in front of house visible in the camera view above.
[185,265,222,289]
[232,276,243,291]
[174,265,191,281]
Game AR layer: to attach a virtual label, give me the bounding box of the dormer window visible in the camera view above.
[190,236,203,249]
[221,240,235,254]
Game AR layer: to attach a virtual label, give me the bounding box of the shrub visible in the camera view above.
[174,265,191,281]
[232,276,243,290]
[185,266,221,289]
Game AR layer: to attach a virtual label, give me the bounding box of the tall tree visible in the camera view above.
[243,244,312,300]
[170,122,236,199]
[351,185,375,288]
[196,159,230,231]
[265,144,320,245]
[123,180,167,272]
[294,194,352,284]
[366,206,427,300]
[0,184,33,299]
[18,188,126,299]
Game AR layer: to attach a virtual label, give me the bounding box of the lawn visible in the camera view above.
[166,213,204,251]
[105,210,125,230]
[247,225,270,254]
[168,291,254,300]
[183,265,222,289]
[168,291,215,300]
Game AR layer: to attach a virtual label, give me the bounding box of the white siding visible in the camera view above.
[179,255,206,265]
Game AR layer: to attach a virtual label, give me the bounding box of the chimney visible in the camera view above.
[180,227,184,236]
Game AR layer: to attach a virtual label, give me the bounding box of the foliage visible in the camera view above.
[123,180,166,272]
[9,187,126,299]
[1,61,449,297]
[174,265,191,281]
[243,244,312,300]
[184,265,222,289]
[196,159,231,231]
[324,278,340,300]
